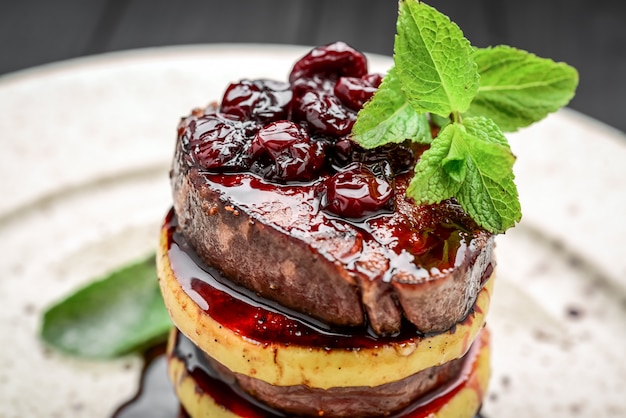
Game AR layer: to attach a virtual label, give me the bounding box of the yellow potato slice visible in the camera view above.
[158,222,493,389]
[166,328,491,418]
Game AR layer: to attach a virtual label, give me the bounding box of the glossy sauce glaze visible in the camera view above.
[199,170,475,283]
[165,209,485,348]
[111,344,182,418]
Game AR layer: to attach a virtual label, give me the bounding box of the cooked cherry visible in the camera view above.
[273,140,326,181]
[250,120,305,159]
[291,74,336,97]
[318,163,394,219]
[187,114,255,171]
[293,90,356,137]
[334,73,383,110]
[250,121,326,182]
[330,138,417,176]
[289,42,368,84]
[220,79,292,122]
[359,142,417,175]
[331,137,356,167]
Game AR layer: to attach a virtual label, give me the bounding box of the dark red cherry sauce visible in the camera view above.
[111,343,183,418]
[196,170,477,285]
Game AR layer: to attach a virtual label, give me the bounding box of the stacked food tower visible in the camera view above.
[157,2,577,416]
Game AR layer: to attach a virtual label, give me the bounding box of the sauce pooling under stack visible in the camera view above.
[157,42,495,417]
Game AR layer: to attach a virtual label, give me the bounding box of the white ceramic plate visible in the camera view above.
[0,45,624,418]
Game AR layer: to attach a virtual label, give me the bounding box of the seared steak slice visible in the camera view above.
[171,136,495,335]
[168,43,495,335]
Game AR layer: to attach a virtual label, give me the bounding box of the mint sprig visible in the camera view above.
[353,0,578,234]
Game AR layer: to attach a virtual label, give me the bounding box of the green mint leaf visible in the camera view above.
[40,254,171,358]
[352,66,431,148]
[407,117,521,233]
[442,133,468,183]
[407,123,463,204]
[394,0,479,116]
[354,2,578,233]
[456,117,521,233]
[466,45,579,131]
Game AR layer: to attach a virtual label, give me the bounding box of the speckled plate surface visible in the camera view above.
[0,45,624,418]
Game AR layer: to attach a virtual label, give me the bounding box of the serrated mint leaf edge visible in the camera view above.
[455,117,521,233]
[408,118,521,234]
[467,45,579,131]
[394,0,479,116]
[353,66,432,149]
[406,123,463,204]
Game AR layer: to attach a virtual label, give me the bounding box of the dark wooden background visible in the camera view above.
[1,0,625,133]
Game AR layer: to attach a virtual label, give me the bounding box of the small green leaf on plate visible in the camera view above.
[40,254,171,358]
